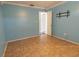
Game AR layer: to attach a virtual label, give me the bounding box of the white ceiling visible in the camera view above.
[3,1,64,9]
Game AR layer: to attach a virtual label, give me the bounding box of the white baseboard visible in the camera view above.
[7,34,40,43]
[3,42,8,57]
[53,35,79,45]
[3,34,40,56]
[3,34,79,56]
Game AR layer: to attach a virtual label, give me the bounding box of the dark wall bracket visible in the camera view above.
[56,10,70,18]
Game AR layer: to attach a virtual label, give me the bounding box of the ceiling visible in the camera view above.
[2,1,64,9]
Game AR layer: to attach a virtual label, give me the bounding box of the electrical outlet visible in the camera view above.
[63,32,69,38]
[64,33,67,36]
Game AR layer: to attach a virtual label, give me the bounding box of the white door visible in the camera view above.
[47,11,52,35]
[39,12,47,34]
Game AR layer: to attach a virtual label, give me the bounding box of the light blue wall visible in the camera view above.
[0,6,5,56]
[50,2,79,43]
[0,4,42,56]
[2,4,41,41]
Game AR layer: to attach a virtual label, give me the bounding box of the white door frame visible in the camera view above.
[47,11,52,35]
[39,12,47,34]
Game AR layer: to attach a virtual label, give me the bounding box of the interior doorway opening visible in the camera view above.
[39,12,47,34]
[39,11,52,35]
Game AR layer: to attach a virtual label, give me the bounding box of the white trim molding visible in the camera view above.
[1,1,45,9]
[53,35,79,45]
[46,1,67,10]
[3,42,8,57]
[3,34,79,56]
[3,35,40,56]
[7,35,40,43]
[1,1,67,10]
